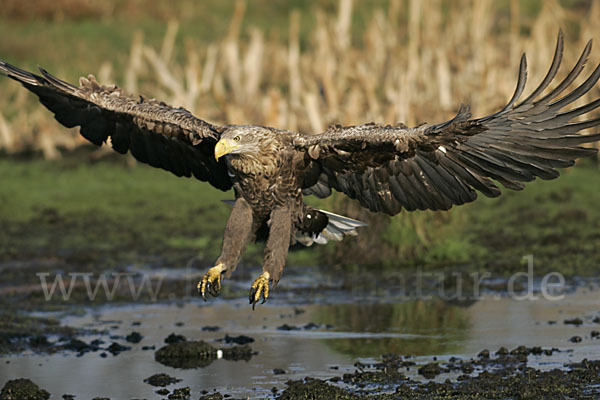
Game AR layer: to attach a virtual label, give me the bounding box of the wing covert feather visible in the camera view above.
[0,60,232,191]
[295,31,600,215]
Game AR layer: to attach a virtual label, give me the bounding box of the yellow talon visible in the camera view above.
[198,264,224,301]
[249,271,270,310]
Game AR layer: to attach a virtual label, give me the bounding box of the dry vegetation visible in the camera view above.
[1,0,599,159]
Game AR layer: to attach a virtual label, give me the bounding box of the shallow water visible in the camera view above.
[1,285,599,399]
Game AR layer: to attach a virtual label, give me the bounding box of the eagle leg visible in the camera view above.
[198,263,224,301]
[249,205,292,309]
[249,271,270,310]
[198,197,254,301]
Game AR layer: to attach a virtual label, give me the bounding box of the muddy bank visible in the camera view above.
[5,351,597,399]
[276,355,600,399]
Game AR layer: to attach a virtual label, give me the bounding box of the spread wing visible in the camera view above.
[295,31,600,215]
[0,60,232,191]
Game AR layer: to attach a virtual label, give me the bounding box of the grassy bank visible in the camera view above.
[1,152,599,278]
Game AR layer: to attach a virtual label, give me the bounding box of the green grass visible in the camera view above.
[1,153,599,278]
[325,159,600,276]
[0,152,233,268]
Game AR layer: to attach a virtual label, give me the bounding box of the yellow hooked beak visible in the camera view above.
[214,138,240,160]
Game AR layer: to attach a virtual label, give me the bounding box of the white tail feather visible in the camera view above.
[222,201,366,247]
[295,209,366,247]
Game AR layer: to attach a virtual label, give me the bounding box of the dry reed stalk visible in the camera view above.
[243,28,264,104]
[160,20,179,64]
[1,0,599,157]
[288,10,301,111]
[125,30,144,94]
[0,112,15,152]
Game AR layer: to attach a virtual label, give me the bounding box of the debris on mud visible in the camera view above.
[0,378,50,400]
[0,313,80,354]
[278,378,352,400]
[273,353,600,400]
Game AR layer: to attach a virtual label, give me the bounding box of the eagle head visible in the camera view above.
[214,125,265,160]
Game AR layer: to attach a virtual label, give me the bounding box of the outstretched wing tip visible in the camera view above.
[1,60,232,191]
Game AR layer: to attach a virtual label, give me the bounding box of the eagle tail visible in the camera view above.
[295,210,366,247]
[221,200,366,247]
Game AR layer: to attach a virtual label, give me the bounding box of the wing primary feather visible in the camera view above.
[500,54,528,112]
[520,30,564,104]
[533,39,593,105]
[548,62,600,110]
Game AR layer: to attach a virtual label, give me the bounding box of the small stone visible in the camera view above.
[125,332,143,344]
[418,362,442,379]
[569,336,582,343]
[144,373,181,387]
[510,346,528,356]
[164,333,186,344]
[277,324,299,331]
[202,326,220,332]
[496,347,509,356]
[107,342,131,355]
[303,322,320,330]
[223,335,254,345]
[167,386,191,399]
[478,349,490,358]
[564,318,583,326]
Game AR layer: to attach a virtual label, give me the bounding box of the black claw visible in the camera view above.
[249,288,256,305]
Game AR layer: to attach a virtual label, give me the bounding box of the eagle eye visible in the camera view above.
[233,135,241,142]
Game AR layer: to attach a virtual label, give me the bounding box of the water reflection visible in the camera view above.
[0,288,598,399]
[315,299,470,357]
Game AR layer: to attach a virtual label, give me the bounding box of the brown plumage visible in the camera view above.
[2,31,600,308]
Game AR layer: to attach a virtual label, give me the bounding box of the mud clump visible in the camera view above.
[199,393,224,400]
[125,331,143,343]
[418,362,447,379]
[167,386,191,399]
[144,373,181,387]
[155,340,217,368]
[154,339,255,369]
[0,378,50,400]
[564,317,584,326]
[164,333,187,344]
[106,342,131,355]
[221,344,254,361]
